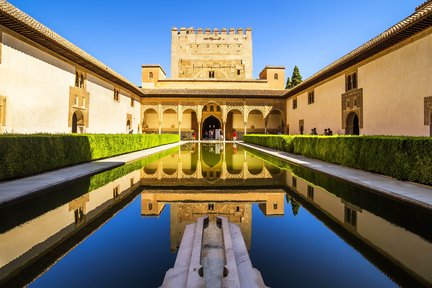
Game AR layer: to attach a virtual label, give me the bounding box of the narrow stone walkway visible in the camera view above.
[239,142,432,211]
[0,142,182,207]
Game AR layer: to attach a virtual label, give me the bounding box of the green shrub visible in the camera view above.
[244,134,432,185]
[0,134,179,181]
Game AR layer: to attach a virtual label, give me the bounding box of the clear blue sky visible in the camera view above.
[7,0,423,85]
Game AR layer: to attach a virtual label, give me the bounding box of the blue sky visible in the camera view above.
[7,0,423,85]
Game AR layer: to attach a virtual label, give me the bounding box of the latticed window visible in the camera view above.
[346,72,358,91]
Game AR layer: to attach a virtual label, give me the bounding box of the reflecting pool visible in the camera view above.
[0,143,431,287]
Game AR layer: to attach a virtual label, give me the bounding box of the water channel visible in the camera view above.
[0,143,431,287]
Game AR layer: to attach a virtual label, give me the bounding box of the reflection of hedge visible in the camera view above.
[244,135,432,185]
[244,146,432,242]
[0,146,178,234]
[88,146,178,191]
[0,134,179,181]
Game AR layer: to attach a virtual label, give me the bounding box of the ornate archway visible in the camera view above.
[202,115,221,140]
[346,112,360,135]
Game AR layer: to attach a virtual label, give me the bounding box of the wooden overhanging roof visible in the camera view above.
[0,1,145,97]
[284,2,432,98]
[141,88,286,98]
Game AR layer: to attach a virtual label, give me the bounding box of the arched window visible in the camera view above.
[274,73,279,80]
[210,105,214,112]
[203,106,208,112]
[149,72,153,79]
[216,106,221,112]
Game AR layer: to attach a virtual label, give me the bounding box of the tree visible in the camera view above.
[291,65,302,88]
[285,76,292,89]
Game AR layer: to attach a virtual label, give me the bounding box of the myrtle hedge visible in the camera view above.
[243,134,432,185]
[0,134,179,181]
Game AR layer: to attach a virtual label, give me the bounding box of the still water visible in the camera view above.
[0,143,431,287]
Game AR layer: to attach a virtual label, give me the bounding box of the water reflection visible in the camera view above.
[0,143,430,287]
[141,143,284,187]
[141,189,285,252]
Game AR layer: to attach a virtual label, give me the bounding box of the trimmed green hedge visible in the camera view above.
[0,134,179,181]
[243,135,432,185]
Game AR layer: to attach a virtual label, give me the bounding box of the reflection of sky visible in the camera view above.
[31,200,175,288]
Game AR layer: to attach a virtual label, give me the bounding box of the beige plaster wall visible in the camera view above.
[287,75,345,135]
[286,30,432,136]
[86,74,141,134]
[0,32,74,133]
[360,32,432,136]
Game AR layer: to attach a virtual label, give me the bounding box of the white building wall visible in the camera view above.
[0,31,141,134]
[86,74,141,134]
[0,32,74,133]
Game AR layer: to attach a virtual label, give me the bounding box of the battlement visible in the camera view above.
[172,27,251,36]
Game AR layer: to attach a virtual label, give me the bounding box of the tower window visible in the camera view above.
[274,73,279,80]
[149,71,153,79]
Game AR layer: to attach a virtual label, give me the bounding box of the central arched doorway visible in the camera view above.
[346,112,360,135]
[202,115,221,140]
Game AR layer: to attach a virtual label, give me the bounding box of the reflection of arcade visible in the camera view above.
[141,190,285,252]
[141,143,285,186]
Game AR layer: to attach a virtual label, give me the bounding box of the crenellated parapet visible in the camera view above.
[172,27,252,36]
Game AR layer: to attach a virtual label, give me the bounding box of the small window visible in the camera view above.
[344,206,357,227]
[148,203,153,210]
[210,105,214,112]
[113,186,119,199]
[274,73,279,80]
[209,71,215,78]
[237,69,241,76]
[149,71,154,79]
[216,106,221,112]
[203,106,208,112]
[82,97,86,108]
[307,185,314,199]
[208,203,214,211]
[273,203,278,210]
[131,98,134,107]
[308,91,315,104]
[346,71,358,91]
[130,178,134,187]
[113,89,120,102]
[293,99,298,109]
[292,177,297,188]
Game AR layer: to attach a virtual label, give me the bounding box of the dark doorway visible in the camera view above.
[202,116,221,140]
[72,111,84,133]
[346,112,360,135]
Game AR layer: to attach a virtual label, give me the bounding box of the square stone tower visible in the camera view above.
[171,27,253,79]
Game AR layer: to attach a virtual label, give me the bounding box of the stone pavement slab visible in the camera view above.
[0,142,182,207]
[240,142,432,211]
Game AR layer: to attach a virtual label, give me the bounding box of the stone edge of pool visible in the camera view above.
[0,142,183,207]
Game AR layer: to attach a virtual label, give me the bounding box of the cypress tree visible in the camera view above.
[285,76,292,89]
[291,65,302,88]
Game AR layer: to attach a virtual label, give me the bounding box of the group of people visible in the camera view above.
[310,128,333,136]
